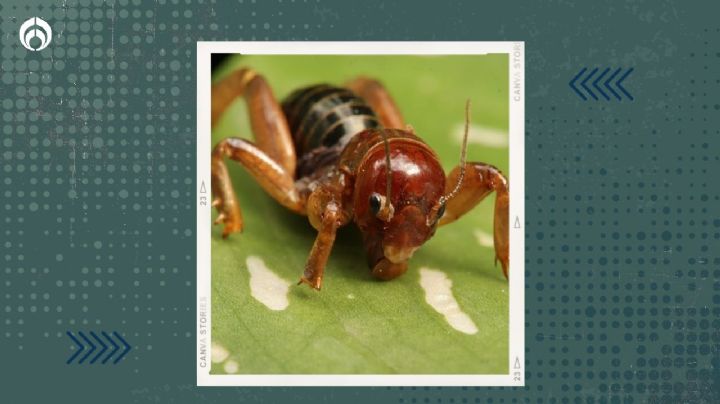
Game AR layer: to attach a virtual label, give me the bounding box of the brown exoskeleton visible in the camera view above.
[211,68,509,290]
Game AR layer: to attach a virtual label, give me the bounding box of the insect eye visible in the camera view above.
[369,193,382,215]
[436,203,446,220]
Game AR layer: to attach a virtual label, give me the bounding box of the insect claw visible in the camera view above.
[212,198,222,208]
[297,277,312,288]
[213,213,226,225]
[297,277,321,291]
[220,219,242,238]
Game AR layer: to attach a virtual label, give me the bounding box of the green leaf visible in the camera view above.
[211,55,509,374]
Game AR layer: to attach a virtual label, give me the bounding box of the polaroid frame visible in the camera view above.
[196,41,525,386]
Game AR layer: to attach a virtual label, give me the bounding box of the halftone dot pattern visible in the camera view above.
[2,0,196,376]
[1,1,719,403]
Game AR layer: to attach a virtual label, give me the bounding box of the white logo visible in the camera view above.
[19,17,52,51]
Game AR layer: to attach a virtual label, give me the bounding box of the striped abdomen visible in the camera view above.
[282,85,380,177]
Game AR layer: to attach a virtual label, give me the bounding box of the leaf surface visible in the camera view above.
[211,55,509,374]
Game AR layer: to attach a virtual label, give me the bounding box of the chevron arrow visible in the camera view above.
[113,331,132,364]
[66,330,132,365]
[580,67,599,101]
[616,67,634,101]
[568,67,588,101]
[571,67,634,101]
[592,67,610,101]
[77,331,96,364]
[102,331,120,364]
[89,331,108,364]
[604,68,622,100]
[66,332,84,364]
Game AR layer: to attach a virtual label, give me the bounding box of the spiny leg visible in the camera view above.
[345,76,405,129]
[212,68,296,176]
[439,162,509,278]
[211,138,304,237]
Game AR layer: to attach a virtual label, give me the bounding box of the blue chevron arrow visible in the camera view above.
[592,67,611,101]
[77,332,96,364]
[102,331,119,364]
[604,68,622,101]
[569,67,588,101]
[616,67,634,101]
[66,330,132,365]
[113,331,131,364]
[580,67,599,101]
[571,66,635,101]
[89,331,108,364]
[66,332,84,364]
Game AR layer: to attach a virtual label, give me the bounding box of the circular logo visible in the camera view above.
[19,17,52,51]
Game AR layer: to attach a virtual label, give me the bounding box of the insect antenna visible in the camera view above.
[440,99,471,204]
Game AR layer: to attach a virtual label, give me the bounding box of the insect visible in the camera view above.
[211,68,509,290]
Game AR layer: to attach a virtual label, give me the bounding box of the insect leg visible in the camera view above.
[212,68,296,177]
[298,200,342,290]
[211,138,304,237]
[438,163,509,278]
[345,76,405,129]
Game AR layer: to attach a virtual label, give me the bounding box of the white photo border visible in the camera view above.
[196,41,525,387]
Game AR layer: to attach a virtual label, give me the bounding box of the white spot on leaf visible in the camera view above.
[419,267,478,335]
[473,229,494,248]
[453,123,508,148]
[246,256,291,311]
[223,359,239,374]
[211,342,229,363]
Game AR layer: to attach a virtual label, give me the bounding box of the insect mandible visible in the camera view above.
[211,68,509,290]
